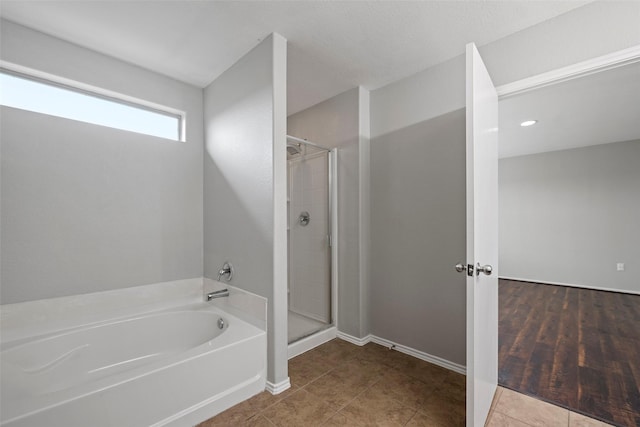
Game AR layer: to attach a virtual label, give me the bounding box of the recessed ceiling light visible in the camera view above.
[520,120,537,127]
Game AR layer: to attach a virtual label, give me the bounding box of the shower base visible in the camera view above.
[287,311,328,343]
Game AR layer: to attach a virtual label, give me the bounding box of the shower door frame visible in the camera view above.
[286,136,338,357]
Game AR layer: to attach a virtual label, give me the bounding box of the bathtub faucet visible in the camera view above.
[217,261,233,282]
[206,289,230,301]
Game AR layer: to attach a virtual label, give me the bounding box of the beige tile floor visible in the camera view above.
[486,387,614,427]
[198,339,613,427]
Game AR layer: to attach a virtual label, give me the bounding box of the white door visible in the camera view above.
[464,43,499,427]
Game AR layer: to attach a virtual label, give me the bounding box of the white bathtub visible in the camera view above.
[0,302,266,427]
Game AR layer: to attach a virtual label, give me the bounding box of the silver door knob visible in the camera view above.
[455,263,474,276]
[476,263,493,276]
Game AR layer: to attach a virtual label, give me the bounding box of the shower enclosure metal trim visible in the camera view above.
[286,134,332,152]
[286,135,337,343]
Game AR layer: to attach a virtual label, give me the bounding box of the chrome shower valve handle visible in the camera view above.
[217,261,233,281]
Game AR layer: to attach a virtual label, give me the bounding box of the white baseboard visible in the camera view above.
[370,336,466,375]
[265,378,291,395]
[500,276,640,296]
[288,326,337,359]
[336,331,372,346]
[336,332,466,375]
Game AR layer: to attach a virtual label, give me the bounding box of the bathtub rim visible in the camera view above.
[1,301,266,425]
[1,301,234,351]
[1,278,268,346]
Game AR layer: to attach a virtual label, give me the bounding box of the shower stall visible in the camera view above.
[286,135,336,348]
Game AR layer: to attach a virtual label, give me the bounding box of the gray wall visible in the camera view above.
[367,0,639,368]
[203,34,288,384]
[287,88,369,338]
[499,140,640,294]
[0,21,203,304]
[369,43,467,366]
[369,110,467,366]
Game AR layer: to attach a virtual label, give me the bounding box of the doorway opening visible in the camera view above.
[497,59,640,427]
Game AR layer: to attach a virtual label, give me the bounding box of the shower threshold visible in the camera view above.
[287,310,336,359]
[287,323,337,360]
[288,311,329,343]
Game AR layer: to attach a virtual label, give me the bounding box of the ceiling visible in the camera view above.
[499,61,640,159]
[0,1,589,115]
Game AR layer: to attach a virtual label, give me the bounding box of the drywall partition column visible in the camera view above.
[358,87,371,338]
[271,34,288,386]
[0,21,203,304]
[370,59,467,368]
[286,88,363,338]
[203,34,289,388]
[499,141,640,294]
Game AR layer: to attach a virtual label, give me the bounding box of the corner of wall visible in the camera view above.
[358,87,371,338]
[271,31,289,385]
[202,33,288,386]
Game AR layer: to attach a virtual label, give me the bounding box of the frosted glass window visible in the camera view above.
[0,71,181,141]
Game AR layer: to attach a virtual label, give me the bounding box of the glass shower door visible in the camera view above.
[287,144,332,343]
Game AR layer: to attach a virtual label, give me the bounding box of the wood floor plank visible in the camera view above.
[498,279,640,427]
[548,286,579,408]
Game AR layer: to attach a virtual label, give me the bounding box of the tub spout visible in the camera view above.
[206,289,229,301]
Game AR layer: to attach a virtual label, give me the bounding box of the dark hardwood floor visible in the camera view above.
[498,279,640,427]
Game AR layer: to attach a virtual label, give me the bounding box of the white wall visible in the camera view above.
[500,140,640,294]
[287,87,370,338]
[479,1,640,87]
[371,55,466,138]
[371,1,640,137]
[0,21,203,304]
[203,34,288,386]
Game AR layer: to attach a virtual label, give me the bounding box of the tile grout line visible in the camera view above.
[491,409,539,427]
[265,353,353,426]
[316,350,436,425]
[254,383,309,424]
[494,390,614,427]
[403,409,440,427]
[257,413,276,426]
[485,387,504,426]
[333,375,381,412]
[277,352,451,426]
[204,340,465,426]
[317,358,388,425]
